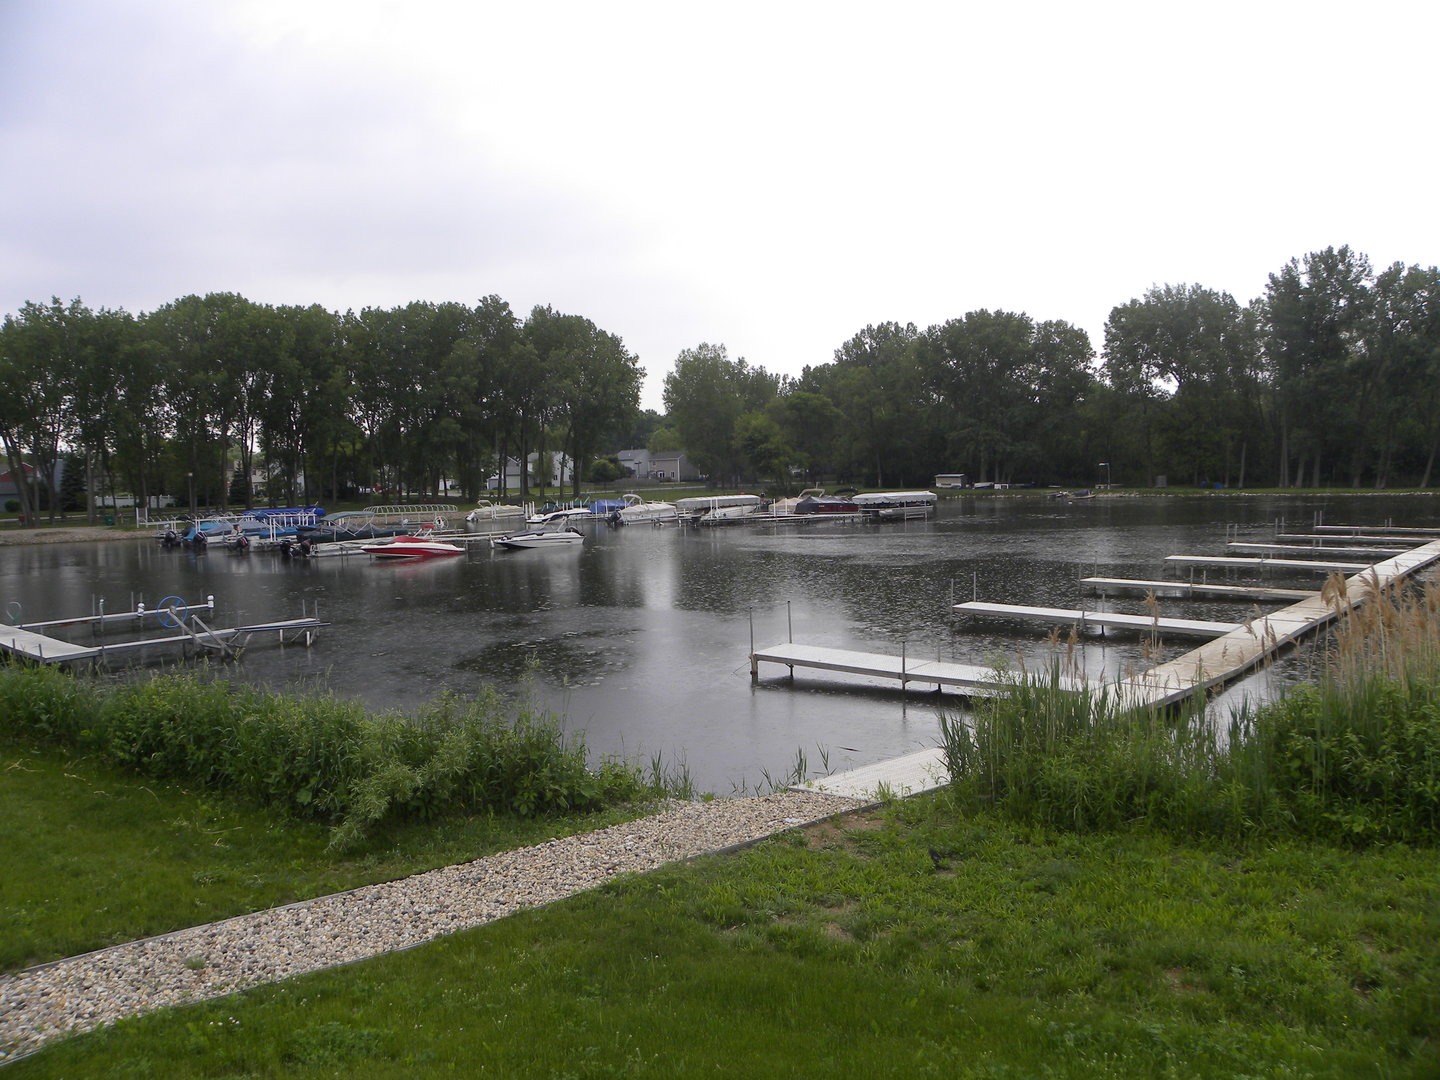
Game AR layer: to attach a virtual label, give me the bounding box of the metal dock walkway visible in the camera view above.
[749,642,1086,694]
[751,537,1440,707]
[0,599,327,665]
[1164,554,1372,573]
[0,625,105,663]
[1114,537,1440,708]
[951,601,1241,639]
[1227,542,1408,558]
[1080,577,1315,601]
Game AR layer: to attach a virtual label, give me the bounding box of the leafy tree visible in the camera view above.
[1264,247,1373,487]
[733,411,793,488]
[1104,284,1261,486]
[526,306,641,497]
[647,425,682,453]
[0,298,87,524]
[662,343,779,485]
[914,311,1036,484]
[770,389,841,482]
[820,322,928,487]
[622,409,665,451]
[587,456,623,484]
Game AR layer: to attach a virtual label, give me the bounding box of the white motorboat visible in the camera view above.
[525,506,595,527]
[609,493,678,525]
[490,527,586,550]
[465,500,526,526]
[360,535,466,559]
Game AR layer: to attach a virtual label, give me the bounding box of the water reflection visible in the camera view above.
[3,494,1435,792]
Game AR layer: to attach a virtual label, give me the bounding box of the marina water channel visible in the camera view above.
[5,493,1437,794]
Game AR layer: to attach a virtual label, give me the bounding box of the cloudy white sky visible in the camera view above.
[2,1,1435,410]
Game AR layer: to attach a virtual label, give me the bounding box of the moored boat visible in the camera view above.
[465,500,527,526]
[609,493,678,525]
[795,494,859,514]
[675,494,763,524]
[490,528,586,550]
[852,490,938,520]
[360,535,466,559]
[526,506,595,527]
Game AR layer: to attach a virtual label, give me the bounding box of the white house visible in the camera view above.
[488,452,574,490]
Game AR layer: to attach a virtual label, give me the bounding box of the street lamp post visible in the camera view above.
[1098,462,1111,489]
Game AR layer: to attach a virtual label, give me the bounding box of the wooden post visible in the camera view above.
[748,607,757,679]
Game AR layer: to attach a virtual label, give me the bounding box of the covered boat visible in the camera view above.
[795,494,859,514]
[851,490,938,520]
[674,494,763,523]
[609,493,678,525]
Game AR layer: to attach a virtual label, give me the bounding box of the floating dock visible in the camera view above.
[1164,554,1372,573]
[758,529,1440,801]
[749,642,1086,694]
[751,534,1440,708]
[1308,523,1440,536]
[1226,542,1407,558]
[1273,532,1428,546]
[1081,577,1314,602]
[0,599,326,665]
[951,601,1240,639]
[1110,537,1440,707]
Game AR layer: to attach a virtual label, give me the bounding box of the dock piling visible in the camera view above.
[749,607,756,679]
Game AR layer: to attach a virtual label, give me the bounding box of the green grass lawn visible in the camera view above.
[6,783,1437,1079]
[0,744,657,971]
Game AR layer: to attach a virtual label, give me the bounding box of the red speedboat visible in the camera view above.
[361,535,465,559]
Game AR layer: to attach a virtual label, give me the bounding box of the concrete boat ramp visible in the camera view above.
[760,525,1440,800]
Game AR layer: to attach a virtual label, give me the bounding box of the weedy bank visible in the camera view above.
[0,665,674,969]
[4,580,1438,1077]
[940,576,1440,845]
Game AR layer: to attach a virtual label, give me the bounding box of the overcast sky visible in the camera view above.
[3,1,1435,410]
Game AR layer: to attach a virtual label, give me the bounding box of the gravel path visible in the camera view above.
[0,790,861,1061]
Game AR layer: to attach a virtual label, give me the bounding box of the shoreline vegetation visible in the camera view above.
[0,484,1435,545]
[2,513,1438,1074]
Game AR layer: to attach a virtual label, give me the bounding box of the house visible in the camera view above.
[0,463,37,500]
[617,449,651,478]
[617,448,699,482]
[488,452,575,490]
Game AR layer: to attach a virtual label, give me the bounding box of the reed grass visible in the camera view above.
[0,665,659,849]
[941,581,1440,845]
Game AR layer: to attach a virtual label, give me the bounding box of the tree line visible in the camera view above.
[0,294,642,524]
[660,246,1440,491]
[3,245,1436,526]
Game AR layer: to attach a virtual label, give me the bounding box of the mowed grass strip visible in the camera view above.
[9,793,1439,1079]
[0,744,656,971]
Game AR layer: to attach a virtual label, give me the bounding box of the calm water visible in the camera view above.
[5,494,1436,793]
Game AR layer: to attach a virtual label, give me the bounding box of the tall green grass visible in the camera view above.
[941,582,1440,845]
[0,665,658,849]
